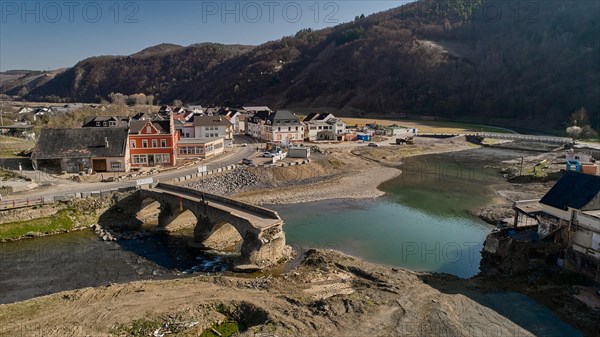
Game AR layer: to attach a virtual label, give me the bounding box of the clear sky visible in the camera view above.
[0,1,412,71]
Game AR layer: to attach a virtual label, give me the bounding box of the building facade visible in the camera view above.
[128,115,178,167]
[193,115,234,146]
[303,113,346,141]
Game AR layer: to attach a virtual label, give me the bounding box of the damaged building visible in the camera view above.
[31,128,130,173]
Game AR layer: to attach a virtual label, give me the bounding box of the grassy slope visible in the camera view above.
[0,208,95,241]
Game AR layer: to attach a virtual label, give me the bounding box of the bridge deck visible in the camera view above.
[150,187,282,229]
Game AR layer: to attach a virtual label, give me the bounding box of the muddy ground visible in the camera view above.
[0,249,565,337]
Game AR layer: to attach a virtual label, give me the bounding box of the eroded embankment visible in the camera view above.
[0,249,576,337]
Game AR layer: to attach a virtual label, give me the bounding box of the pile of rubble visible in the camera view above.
[186,168,259,195]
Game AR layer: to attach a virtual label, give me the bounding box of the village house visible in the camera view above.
[177,137,225,160]
[565,150,598,175]
[128,114,178,167]
[31,128,130,173]
[187,105,204,114]
[218,108,250,134]
[384,125,419,137]
[303,113,346,141]
[246,110,304,144]
[82,116,129,128]
[192,115,234,146]
[513,171,600,281]
[159,105,173,116]
[245,110,271,140]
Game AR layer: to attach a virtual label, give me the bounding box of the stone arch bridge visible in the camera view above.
[125,183,287,271]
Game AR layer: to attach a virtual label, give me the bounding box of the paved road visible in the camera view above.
[3,136,260,201]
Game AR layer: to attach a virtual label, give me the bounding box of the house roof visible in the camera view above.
[82,116,129,127]
[129,120,171,134]
[243,106,272,112]
[32,128,128,160]
[540,171,600,210]
[268,110,301,126]
[193,115,232,127]
[250,110,271,121]
[304,112,333,122]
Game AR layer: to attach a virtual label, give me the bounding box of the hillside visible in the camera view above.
[0,69,66,97]
[14,0,600,131]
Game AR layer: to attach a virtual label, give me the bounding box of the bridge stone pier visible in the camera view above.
[132,183,287,271]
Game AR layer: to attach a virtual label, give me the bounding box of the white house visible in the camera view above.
[303,113,346,141]
[218,108,249,134]
[187,105,204,114]
[265,110,304,144]
[193,115,234,146]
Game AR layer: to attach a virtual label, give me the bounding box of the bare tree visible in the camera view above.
[569,107,589,126]
[566,125,582,139]
[108,92,127,105]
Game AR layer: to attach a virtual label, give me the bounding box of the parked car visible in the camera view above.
[368,143,380,147]
[262,152,276,158]
[242,158,254,165]
[241,143,248,147]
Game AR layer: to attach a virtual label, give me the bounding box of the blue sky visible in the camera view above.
[0,1,412,71]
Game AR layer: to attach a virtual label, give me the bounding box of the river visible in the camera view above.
[274,147,521,278]
[0,147,585,336]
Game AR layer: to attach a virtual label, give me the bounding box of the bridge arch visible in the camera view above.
[128,185,288,270]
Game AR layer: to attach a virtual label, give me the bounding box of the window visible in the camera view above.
[110,162,121,170]
[146,126,152,133]
[96,122,101,126]
[161,139,166,147]
[130,140,136,148]
[103,121,108,126]
[109,121,116,126]
[288,127,291,131]
[205,127,209,130]
[142,140,148,148]
[152,139,158,148]
[154,154,170,164]
[132,155,148,164]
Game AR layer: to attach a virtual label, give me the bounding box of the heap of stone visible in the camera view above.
[186,168,258,195]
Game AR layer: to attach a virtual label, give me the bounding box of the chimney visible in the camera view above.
[105,137,109,148]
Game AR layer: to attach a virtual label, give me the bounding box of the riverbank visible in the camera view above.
[235,136,474,205]
[0,249,583,337]
[0,197,114,242]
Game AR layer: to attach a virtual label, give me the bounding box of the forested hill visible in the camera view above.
[11,0,600,131]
